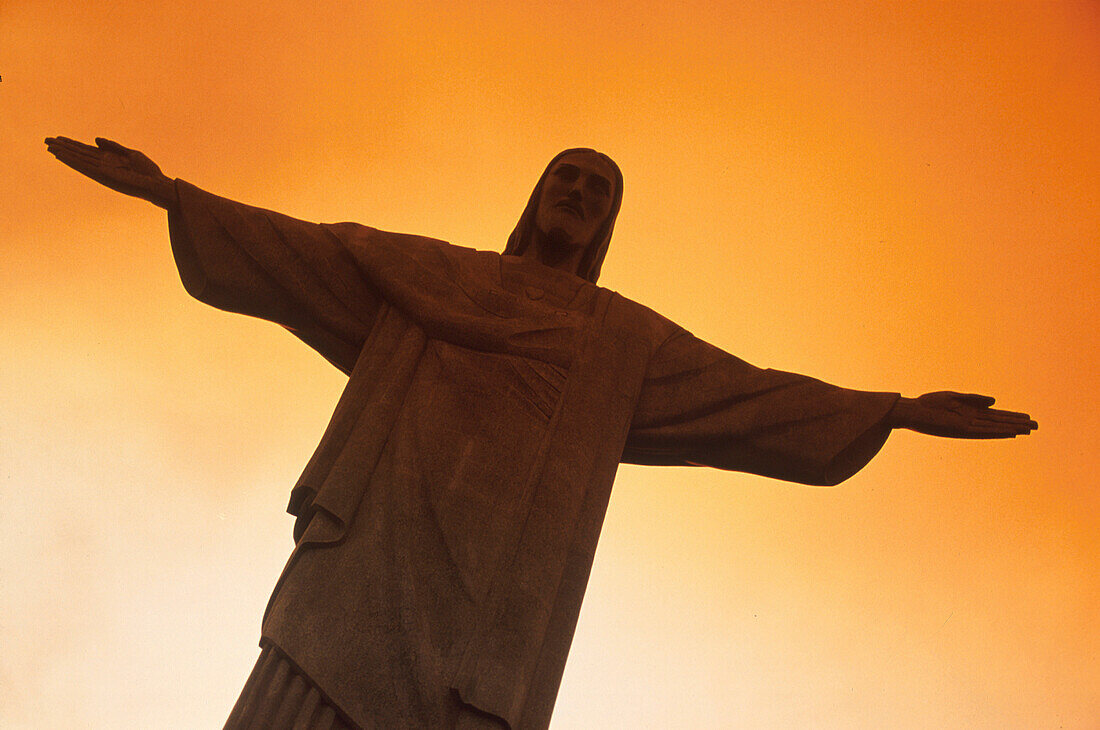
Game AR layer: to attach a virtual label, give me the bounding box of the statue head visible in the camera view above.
[503,149,623,283]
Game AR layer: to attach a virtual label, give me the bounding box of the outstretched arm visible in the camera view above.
[624,327,1037,486]
[44,135,380,374]
[45,136,177,209]
[623,328,901,485]
[886,391,1036,438]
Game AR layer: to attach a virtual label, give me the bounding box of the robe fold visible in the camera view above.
[167,179,898,729]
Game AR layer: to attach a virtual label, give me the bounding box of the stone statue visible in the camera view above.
[45,136,1036,730]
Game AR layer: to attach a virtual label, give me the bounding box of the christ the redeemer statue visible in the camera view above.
[46,136,1035,730]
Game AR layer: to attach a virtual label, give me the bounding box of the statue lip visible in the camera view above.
[555,200,585,219]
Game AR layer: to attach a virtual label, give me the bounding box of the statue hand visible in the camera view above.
[890,391,1037,439]
[45,136,176,208]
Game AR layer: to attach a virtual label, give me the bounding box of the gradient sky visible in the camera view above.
[3,1,1098,727]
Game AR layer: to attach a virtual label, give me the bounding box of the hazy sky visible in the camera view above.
[3,1,1098,727]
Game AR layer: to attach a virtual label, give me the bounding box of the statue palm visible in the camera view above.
[892,391,1035,438]
[45,136,175,207]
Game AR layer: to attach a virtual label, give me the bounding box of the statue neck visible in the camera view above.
[520,228,587,278]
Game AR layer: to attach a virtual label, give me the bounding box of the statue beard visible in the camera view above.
[543,226,578,251]
[534,226,590,275]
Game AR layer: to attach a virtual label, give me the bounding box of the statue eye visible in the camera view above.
[553,164,580,182]
[590,178,611,198]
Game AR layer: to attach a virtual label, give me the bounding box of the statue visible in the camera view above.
[45,136,1036,730]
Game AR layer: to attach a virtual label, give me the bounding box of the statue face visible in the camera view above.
[534,152,617,250]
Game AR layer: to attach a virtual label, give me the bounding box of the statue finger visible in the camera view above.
[48,135,83,146]
[50,136,101,154]
[983,409,1033,422]
[49,145,106,170]
[984,412,1037,430]
[49,150,119,186]
[971,419,1033,435]
[46,145,92,169]
[45,138,85,156]
[48,143,106,168]
[972,415,1023,426]
[96,137,130,153]
[965,425,1018,438]
[47,139,96,157]
[958,393,997,407]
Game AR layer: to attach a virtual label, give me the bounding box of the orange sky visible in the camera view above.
[3,1,1098,727]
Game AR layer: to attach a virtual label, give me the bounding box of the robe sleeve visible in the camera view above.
[622,328,900,486]
[167,179,384,374]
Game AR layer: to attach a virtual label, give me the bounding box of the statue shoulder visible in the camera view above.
[324,222,456,258]
[321,224,495,280]
[603,289,683,353]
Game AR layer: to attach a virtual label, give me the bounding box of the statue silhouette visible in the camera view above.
[46,136,1035,730]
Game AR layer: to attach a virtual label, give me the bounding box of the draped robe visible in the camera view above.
[167,180,899,729]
